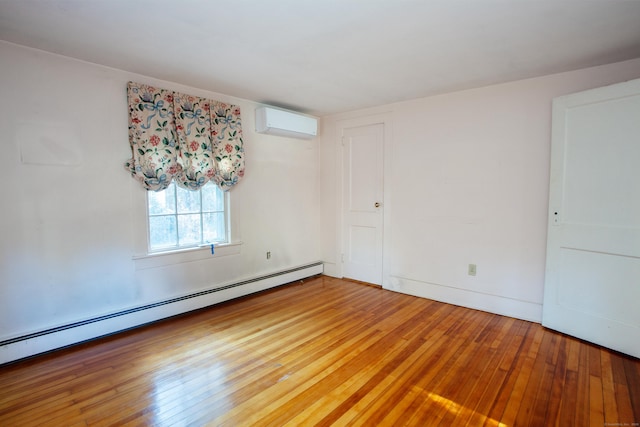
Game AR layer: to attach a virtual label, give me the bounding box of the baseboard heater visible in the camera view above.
[0,262,323,365]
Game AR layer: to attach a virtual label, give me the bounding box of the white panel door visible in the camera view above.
[543,78,640,358]
[342,123,384,285]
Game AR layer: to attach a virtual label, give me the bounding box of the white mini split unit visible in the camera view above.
[255,106,318,139]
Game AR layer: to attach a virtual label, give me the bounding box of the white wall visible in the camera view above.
[320,58,640,322]
[0,41,321,346]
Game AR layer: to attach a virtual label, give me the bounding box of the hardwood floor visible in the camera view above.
[0,275,638,426]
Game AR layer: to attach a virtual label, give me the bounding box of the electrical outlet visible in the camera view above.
[267,251,271,260]
[468,264,477,276]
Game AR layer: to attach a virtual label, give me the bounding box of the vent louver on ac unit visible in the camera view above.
[255,106,318,139]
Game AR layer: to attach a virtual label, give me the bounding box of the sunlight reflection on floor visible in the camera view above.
[427,391,507,426]
[151,361,232,426]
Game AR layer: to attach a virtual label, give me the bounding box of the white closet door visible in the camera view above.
[342,123,385,285]
[543,78,640,358]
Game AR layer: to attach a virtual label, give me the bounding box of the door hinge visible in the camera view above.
[341,253,345,263]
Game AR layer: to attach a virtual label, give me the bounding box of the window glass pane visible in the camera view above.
[203,212,226,243]
[178,213,201,246]
[149,215,177,249]
[176,185,201,214]
[147,181,229,253]
[202,183,224,212]
[148,184,176,215]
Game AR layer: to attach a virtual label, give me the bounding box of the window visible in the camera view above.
[147,181,227,252]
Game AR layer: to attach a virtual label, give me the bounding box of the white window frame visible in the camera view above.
[131,180,241,268]
[146,181,229,253]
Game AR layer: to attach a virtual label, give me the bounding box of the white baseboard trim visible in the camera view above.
[0,262,323,365]
[322,261,340,278]
[384,275,542,323]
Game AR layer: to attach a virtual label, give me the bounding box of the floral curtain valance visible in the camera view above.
[124,81,244,192]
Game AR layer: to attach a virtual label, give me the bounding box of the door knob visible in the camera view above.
[374,202,381,208]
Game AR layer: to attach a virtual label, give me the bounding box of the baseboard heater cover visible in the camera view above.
[0,262,323,365]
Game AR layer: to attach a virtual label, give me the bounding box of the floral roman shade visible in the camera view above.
[125,82,244,192]
[124,83,178,191]
[172,92,215,190]
[210,101,244,191]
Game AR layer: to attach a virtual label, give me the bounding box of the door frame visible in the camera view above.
[335,113,393,286]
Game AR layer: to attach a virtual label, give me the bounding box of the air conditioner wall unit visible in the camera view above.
[255,106,318,139]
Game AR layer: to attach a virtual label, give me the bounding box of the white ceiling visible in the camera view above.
[1,0,640,116]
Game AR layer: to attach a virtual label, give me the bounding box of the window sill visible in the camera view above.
[133,241,242,270]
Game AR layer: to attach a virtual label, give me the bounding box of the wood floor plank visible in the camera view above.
[590,373,606,426]
[291,304,446,426]
[395,331,490,422]
[497,324,545,425]
[602,351,620,424]
[539,339,568,425]
[0,275,638,426]
[424,318,498,424]
[339,307,457,425]
[461,320,527,426]
[573,343,592,427]
[220,299,438,426]
[615,383,636,426]
[624,356,640,423]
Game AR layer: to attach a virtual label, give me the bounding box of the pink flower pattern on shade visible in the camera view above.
[125,81,244,192]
